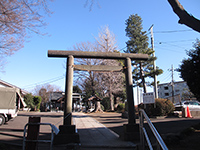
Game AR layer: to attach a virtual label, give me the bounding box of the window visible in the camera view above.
[175,89,180,93]
[165,93,169,96]
[164,86,168,90]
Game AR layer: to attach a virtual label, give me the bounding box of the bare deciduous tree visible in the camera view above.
[34,84,61,96]
[84,0,100,11]
[34,84,61,111]
[73,26,125,111]
[73,41,103,99]
[0,0,53,70]
[95,26,125,111]
[33,84,61,111]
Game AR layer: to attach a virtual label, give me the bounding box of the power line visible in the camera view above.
[158,71,170,80]
[158,42,187,50]
[22,75,65,89]
[154,39,193,53]
[155,39,195,44]
[154,45,185,54]
[119,46,127,52]
[158,71,171,83]
[153,29,193,34]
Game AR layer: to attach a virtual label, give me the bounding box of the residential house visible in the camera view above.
[49,92,82,111]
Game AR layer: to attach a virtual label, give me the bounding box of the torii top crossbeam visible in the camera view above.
[48,50,149,60]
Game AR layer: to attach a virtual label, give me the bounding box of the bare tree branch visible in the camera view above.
[0,0,53,72]
[168,0,200,33]
[84,0,100,11]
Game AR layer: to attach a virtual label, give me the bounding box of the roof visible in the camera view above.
[0,79,28,95]
[49,92,64,101]
[158,81,186,86]
[49,92,82,102]
[0,79,19,88]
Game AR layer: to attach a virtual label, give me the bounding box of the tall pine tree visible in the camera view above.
[125,14,163,93]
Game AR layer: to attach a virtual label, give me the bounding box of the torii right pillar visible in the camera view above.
[123,57,140,142]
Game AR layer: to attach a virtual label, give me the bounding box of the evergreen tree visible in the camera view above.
[125,14,163,93]
[73,85,82,93]
[33,96,42,111]
[178,39,200,100]
[24,93,34,110]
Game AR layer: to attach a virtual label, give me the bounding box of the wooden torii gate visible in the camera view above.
[48,50,148,142]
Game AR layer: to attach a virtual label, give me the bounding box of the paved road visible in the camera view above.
[1,111,200,149]
[0,111,63,148]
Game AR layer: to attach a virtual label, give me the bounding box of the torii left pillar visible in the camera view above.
[64,55,74,125]
[53,55,80,145]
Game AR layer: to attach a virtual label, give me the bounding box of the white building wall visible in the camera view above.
[158,81,188,99]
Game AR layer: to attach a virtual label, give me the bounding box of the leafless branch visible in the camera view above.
[168,0,200,33]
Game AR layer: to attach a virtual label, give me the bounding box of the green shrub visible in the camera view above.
[139,98,175,116]
[150,98,174,116]
[101,97,111,111]
[117,103,125,112]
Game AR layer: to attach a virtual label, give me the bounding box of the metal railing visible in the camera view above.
[139,109,168,150]
[23,123,59,150]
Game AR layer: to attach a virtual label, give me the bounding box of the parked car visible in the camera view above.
[174,101,200,111]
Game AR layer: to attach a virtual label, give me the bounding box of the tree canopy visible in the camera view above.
[178,39,200,100]
[34,84,61,111]
[24,93,42,111]
[73,85,82,93]
[125,14,163,93]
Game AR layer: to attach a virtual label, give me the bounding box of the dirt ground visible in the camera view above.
[87,112,200,150]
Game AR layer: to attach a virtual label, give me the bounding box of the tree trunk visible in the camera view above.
[139,62,147,93]
[92,101,103,113]
[109,92,114,111]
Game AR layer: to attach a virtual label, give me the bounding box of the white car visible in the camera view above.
[174,101,200,111]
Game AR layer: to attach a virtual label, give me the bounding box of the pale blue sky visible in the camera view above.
[0,0,200,93]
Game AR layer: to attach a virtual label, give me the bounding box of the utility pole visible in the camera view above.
[169,64,175,103]
[149,25,158,98]
[137,84,140,105]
